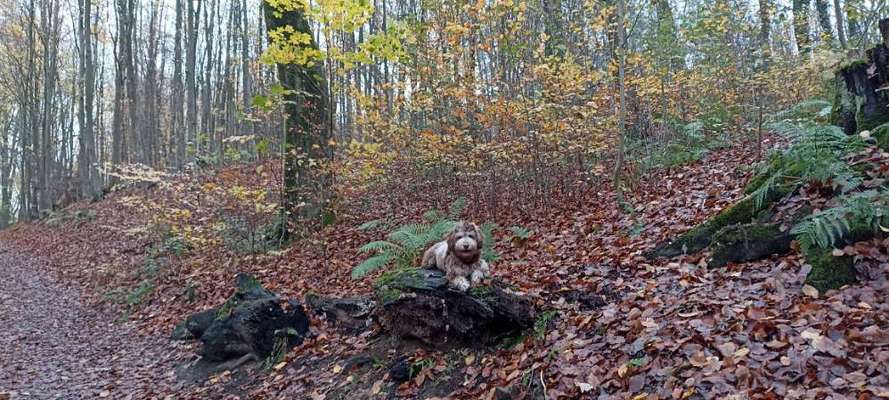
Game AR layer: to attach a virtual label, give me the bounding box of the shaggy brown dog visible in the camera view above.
[422,221,490,291]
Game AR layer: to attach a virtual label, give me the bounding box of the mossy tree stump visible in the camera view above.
[171,274,310,364]
[373,269,535,347]
[831,18,889,135]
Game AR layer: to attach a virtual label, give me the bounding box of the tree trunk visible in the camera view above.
[793,0,811,55]
[814,0,833,42]
[263,2,333,235]
[834,0,847,49]
[77,0,100,198]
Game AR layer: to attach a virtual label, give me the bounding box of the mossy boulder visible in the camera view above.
[306,293,375,334]
[800,216,881,292]
[802,243,857,293]
[373,268,535,346]
[708,223,792,268]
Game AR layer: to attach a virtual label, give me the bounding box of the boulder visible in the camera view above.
[171,274,310,363]
[373,268,535,347]
[708,223,793,268]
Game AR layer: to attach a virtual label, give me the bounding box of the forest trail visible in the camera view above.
[0,244,182,399]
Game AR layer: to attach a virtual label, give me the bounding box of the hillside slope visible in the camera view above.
[3,135,889,399]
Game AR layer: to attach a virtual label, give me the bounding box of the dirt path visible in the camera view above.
[0,244,185,399]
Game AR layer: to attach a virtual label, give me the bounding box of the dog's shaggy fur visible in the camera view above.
[422,221,490,291]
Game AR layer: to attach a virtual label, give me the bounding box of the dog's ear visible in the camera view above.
[471,223,484,249]
[445,225,458,250]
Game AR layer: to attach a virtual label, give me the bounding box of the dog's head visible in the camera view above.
[446,221,483,263]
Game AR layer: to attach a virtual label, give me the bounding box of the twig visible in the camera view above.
[540,370,547,400]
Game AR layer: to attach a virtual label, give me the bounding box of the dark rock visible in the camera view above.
[306,294,375,334]
[341,355,376,374]
[707,223,793,268]
[374,269,535,347]
[560,290,606,310]
[388,356,411,383]
[171,273,309,363]
[170,308,217,340]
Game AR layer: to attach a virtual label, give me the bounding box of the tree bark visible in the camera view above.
[793,0,811,55]
[834,0,847,49]
[263,2,333,234]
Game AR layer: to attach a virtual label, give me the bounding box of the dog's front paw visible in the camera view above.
[470,270,485,284]
[451,277,471,292]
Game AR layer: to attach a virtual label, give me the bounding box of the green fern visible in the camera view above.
[448,196,467,219]
[480,222,499,263]
[791,189,887,249]
[750,101,884,251]
[352,197,490,279]
[352,254,393,280]
[358,218,388,231]
[754,120,867,200]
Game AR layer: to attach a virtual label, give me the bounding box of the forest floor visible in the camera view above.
[1,135,889,399]
[0,243,185,399]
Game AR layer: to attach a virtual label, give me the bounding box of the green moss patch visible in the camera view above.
[802,243,856,293]
[708,223,792,268]
[373,268,434,304]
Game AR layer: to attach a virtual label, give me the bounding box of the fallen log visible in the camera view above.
[373,268,535,347]
[707,223,793,268]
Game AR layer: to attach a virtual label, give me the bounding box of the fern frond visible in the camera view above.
[750,171,781,210]
[422,209,445,223]
[351,253,394,279]
[448,197,467,219]
[773,99,832,120]
[480,222,499,262]
[359,240,402,253]
[358,219,387,231]
[791,190,886,249]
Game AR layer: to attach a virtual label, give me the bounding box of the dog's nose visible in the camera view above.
[462,244,469,250]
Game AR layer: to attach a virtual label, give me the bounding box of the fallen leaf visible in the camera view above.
[801,285,819,298]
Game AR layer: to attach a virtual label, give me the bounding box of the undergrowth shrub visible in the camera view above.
[629,120,728,172]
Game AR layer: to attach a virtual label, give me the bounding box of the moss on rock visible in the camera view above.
[708,223,792,268]
[855,100,889,133]
[373,268,446,305]
[837,59,868,75]
[802,243,856,293]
